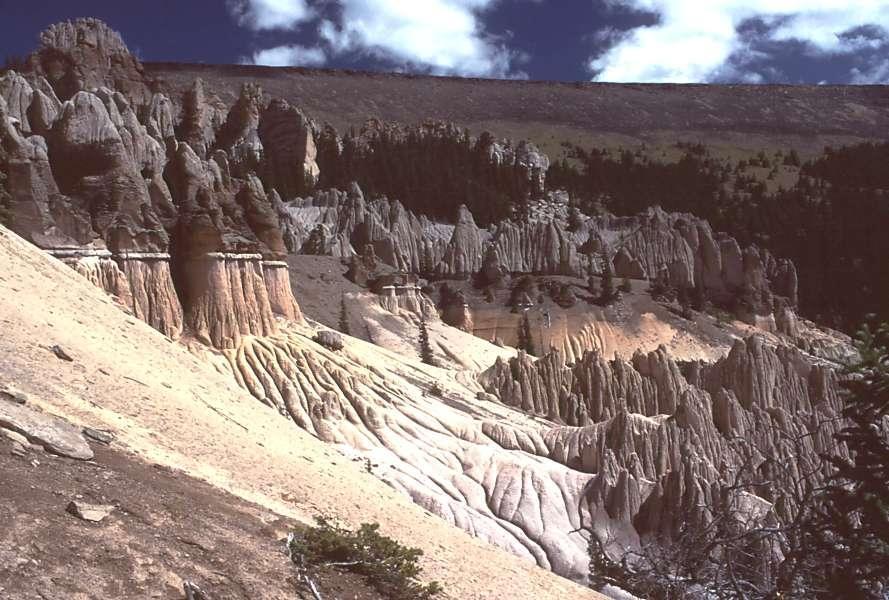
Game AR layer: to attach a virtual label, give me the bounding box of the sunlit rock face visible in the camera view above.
[1,19,303,346]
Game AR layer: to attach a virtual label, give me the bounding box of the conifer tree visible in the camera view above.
[806,322,889,596]
[517,313,536,356]
[600,253,615,305]
[418,317,435,366]
[338,294,351,335]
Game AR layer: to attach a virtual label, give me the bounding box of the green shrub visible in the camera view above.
[289,517,442,600]
[0,171,11,228]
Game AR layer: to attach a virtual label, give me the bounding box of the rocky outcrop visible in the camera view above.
[29,18,151,106]
[0,71,34,133]
[175,78,225,158]
[164,143,295,346]
[213,83,263,177]
[487,217,579,275]
[263,260,302,321]
[53,249,133,307]
[608,207,798,312]
[48,91,167,252]
[183,253,276,348]
[437,205,483,278]
[210,320,846,584]
[0,93,92,248]
[487,138,550,194]
[279,186,450,272]
[118,255,184,338]
[0,397,94,460]
[258,98,319,199]
[482,335,846,529]
[2,20,304,346]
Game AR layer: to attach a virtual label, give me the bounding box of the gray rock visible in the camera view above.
[82,427,115,445]
[66,501,114,522]
[0,401,94,460]
[50,344,74,362]
[313,330,344,351]
[10,441,28,457]
[1,427,30,446]
[0,385,28,404]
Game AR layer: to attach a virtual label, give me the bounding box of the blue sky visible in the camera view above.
[3,0,889,83]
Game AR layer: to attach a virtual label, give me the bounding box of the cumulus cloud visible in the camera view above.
[230,0,523,78]
[851,58,889,83]
[228,0,313,30]
[250,44,327,66]
[591,1,889,82]
[317,0,518,77]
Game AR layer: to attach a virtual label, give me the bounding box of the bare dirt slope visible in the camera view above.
[148,62,889,156]
[0,225,601,600]
[0,437,387,600]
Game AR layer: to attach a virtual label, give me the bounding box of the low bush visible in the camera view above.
[314,330,344,351]
[289,517,442,600]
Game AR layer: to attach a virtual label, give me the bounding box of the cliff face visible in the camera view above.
[0,21,303,347]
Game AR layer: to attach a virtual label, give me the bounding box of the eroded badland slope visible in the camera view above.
[0,17,864,600]
[0,224,600,600]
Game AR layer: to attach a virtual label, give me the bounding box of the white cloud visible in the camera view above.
[591,1,889,82]
[233,0,522,77]
[317,0,519,77]
[229,0,313,31]
[250,44,327,66]
[851,58,889,83]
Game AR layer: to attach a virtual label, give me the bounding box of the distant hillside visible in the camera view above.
[146,62,889,158]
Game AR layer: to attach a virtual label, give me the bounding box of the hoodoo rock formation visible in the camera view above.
[0,17,859,597]
[1,20,302,347]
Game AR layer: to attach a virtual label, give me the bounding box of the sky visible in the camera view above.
[3,0,889,84]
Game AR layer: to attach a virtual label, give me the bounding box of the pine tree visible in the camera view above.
[806,322,889,596]
[517,313,536,356]
[600,253,615,305]
[567,205,583,232]
[420,246,434,278]
[338,294,350,335]
[418,317,435,366]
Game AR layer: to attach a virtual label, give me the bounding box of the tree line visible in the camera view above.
[316,126,536,227]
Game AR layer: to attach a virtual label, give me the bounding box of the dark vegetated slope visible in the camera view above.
[317,127,535,225]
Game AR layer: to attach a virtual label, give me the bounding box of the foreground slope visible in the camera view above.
[0,224,600,600]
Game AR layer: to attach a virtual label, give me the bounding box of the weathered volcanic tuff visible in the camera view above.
[1,18,858,597]
[258,97,320,198]
[2,21,304,347]
[214,324,847,582]
[279,186,795,327]
[29,17,151,106]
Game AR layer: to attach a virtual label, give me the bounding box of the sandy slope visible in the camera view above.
[0,225,602,599]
